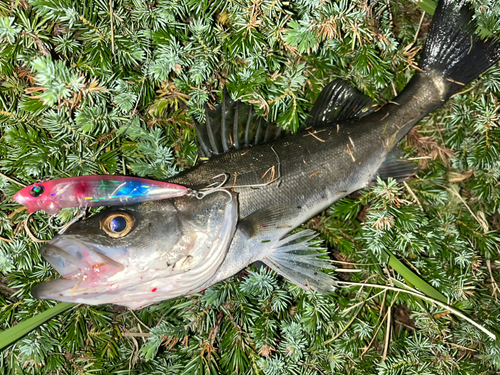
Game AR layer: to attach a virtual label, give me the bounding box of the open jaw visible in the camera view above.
[31,236,171,308]
[31,236,128,304]
[30,232,233,309]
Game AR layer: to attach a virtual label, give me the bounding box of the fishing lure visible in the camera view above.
[14,175,190,215]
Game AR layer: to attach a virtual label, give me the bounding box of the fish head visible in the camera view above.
[32,192,238,309]
[14,181,61,215]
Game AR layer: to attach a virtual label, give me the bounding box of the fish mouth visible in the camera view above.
[32,236,125,301]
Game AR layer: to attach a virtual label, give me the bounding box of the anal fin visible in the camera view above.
[375,148,419,181]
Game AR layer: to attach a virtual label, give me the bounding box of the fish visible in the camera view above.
[13,175,190,215]
[32,0,500,309]
[31,191,238,308]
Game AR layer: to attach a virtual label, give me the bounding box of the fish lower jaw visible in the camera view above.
[34,246,229,309]
[34,271,189,309]
[61,262,119,280]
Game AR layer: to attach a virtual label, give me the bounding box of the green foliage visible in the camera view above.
[0,0,500,374]
[31,57,85,106]
[0,16,21,43]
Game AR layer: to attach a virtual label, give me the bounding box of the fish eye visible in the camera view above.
[101,212,135,238]
[110,216,127,232]
[30,185,44,197]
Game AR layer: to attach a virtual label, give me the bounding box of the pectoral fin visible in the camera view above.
[260,230,337,294]
[240,208,337,293]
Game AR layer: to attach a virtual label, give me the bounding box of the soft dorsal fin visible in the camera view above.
[195,90,290,158]
[306,79,376,126]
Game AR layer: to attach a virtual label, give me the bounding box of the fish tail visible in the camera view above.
[418,0,499,99]
[383,0,500,147]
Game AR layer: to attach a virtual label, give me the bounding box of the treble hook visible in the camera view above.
[195,173,233,203]
[202,173,229,190]
[48,209,86,234]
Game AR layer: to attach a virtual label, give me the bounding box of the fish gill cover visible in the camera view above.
[0,0,500,374]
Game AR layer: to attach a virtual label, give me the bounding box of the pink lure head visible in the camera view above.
[14,181,60,215]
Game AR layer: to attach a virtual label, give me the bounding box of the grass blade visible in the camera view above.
[335,280,496,340]
[417,0,436,15]
[384,248,447,303]
[0,302,75,350]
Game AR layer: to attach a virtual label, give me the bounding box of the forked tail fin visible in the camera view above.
[419,0,499,98]
[383,0,500,148]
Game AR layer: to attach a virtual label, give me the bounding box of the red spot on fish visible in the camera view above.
[262,225,268,228]
[140,276,143,280]
[151,288,157,292]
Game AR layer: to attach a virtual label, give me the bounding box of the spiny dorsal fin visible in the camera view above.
[196,90,290,158]
[306,79,376,126]
[195,81,375,157]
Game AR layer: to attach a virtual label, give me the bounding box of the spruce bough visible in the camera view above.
[0,0,500,374]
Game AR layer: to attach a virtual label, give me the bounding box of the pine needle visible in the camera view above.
[0,172,25,187]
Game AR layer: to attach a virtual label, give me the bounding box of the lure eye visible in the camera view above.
[101,211,135,238]
[30,185,44,197]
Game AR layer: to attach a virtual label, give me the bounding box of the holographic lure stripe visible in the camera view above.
[14,175,190,215]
